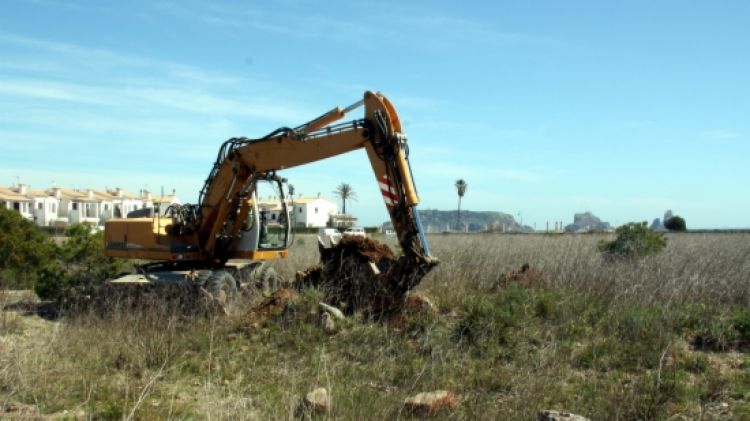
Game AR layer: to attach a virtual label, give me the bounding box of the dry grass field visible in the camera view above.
[2,232,750,419]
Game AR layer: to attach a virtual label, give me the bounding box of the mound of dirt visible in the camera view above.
[247,288,299,328]
[297,236,435,320]
[496,263,549,289]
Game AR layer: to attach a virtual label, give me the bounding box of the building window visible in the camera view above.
[315,207,318,214]
[104,204,109,211]
[13,202,20,211]
[72,202,78,211]
[298,207,302,213]
[38,203,43,210]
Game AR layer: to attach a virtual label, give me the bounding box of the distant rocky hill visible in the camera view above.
[650,209,674,232]
[564,212,611,232]
[384,209,529,233]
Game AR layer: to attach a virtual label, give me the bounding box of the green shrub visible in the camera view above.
[0,208,57,289]
[598,222,667,260]
[692,308,750,351]
[35,224,125,300]
[664,216,687,232]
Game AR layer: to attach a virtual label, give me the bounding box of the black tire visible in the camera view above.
[258,266,284,296]
[204,270,238,305]
[239,263,286,296]
[237,264,261,288]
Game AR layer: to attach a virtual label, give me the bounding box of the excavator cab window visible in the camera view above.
[254,178,290,250]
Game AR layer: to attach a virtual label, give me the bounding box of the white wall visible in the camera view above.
[30,197,59,227]
[292,198,337,227]
[2,200,32,219]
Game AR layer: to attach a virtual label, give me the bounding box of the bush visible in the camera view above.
[664,216,687,232]
[35,224,125,300]
[0,208,57,289]
[598,222,667,260]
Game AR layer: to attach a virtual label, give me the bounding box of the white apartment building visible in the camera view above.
[3,184,180,227]
[0,187,32,219]
[289,196,338,228]
[22,185,64,226]
[255,195,338,228]
[47,188,103,226]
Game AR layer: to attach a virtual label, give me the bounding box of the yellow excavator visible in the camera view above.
[103,91,437,303]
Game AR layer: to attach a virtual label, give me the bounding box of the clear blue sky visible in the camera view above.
[1,0,748,229]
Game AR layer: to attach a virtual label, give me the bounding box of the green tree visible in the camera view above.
[664,215,687,232]
[598,221,667,260]
[455,179,467,230]
[333,183,357,214]
[0,208,57,289]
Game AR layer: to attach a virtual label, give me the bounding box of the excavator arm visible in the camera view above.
[106,90,437,288]
[190,91,436,275]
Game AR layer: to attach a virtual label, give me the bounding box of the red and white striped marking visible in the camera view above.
[378,175,399,210]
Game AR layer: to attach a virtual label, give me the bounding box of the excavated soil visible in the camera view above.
[495,263,549,289]
[296,236,435,320]
[247,288,299,328]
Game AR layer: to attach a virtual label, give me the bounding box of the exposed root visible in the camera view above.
[297,236,436,320]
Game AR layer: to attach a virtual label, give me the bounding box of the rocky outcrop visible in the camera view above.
[564,212,611,232]
[384,209,529,233]
[650,218,666,232]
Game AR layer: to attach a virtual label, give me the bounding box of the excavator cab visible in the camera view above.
[231,176,290,259]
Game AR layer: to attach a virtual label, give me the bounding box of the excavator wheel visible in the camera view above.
[238,263,286,296]
[258,266,285,296]
[204,270,238,306]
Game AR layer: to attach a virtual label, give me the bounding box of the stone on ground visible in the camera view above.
[404,293,437,316]
[318,302,345,320]
[296,387,330,416]
[319,311,336,333]
[403,390,457,415]
[538,410,590,421]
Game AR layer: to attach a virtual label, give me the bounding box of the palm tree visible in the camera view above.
[455,179,467,230]
[333,183,357,214]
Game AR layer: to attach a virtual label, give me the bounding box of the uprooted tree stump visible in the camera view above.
[296,236,435,320]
